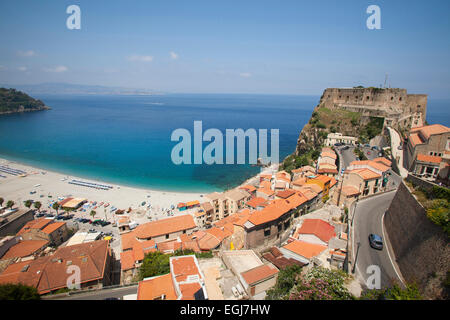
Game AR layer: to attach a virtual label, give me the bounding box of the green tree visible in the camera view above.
[0,197,4,207]
[90,210,96,218]
[289,267,353,300]
[138,251,171,280]
[266,264,303,300]
[52,202,60,215]
[24,200,33,209]
[6,200,14,209]
[33,201,41,212]
[0,284,40,300]
[360,283,422,300]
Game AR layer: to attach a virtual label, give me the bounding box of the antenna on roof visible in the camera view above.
[384,74,388,88]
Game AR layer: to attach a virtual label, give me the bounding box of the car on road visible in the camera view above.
[369,233,383,250]
[397,145,402,150]
[342,146,350,150]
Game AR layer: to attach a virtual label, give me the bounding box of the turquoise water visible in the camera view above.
[0,94,317,192]
[0,94,447,193]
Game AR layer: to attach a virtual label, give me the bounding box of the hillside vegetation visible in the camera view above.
[0,88,49,114]
[280,101,384,172]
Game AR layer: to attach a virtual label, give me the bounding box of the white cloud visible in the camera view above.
[18,66,27,72]
[169,51,179,60]
[18,50,35,57]
[44,66,68,73]
[239,72,252,78]
[128,55,154,62]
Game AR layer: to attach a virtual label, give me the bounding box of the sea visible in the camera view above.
[0,94,448,193]
[0,94,318,193]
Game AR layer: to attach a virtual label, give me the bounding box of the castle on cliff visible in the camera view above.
[318,87,428,131]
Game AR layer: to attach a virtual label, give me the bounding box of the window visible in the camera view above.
[364,181,369,189]
[183,230,186,234]
[264,228,271,237]
[165,234,169,239]
[277,224,282,232]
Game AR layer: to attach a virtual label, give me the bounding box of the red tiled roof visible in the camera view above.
[276,189,296,199]
[41,222,66,235]
[1,240,48,260]
[416,154,442,164]
[282,240,327,259]
[246,197,268,208]
[134,215,196,240]
[296,219,336,243]
[137,273,177,300]
[0,240,110,294]
[241,264,279,285]
[248,199,292,226]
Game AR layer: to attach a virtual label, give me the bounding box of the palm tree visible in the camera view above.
[24,200,33,209]
[0,197,4,207]
[52,202,60,215]
[6,200,14,209]
[33,201,42,212]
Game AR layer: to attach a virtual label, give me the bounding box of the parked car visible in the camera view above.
[369,233,383,250]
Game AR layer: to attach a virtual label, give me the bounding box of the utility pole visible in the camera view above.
[352,242,361,274]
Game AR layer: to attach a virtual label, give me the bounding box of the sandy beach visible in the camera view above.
[0,157,204,221]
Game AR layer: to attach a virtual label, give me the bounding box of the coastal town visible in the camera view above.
[1,87,448,300]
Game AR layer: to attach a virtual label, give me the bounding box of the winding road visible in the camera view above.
[352,191,404,289]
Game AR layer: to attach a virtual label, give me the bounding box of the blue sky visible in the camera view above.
[0,0,449,97]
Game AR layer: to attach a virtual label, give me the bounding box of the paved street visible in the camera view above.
[45,285,138,300]
[352,191,403,289]
[387,127,409,178]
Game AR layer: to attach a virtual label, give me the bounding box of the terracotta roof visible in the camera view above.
[314,175,332,184]
[257,187,275,196]
[411,124,450,140]
[348,168,381,180]
[179,282,203,300]
[282,240,327,259]
[0,240,110,294]
[17,218,52,235]
[409,132,424,147]
[1,240,48,260]
[296,188,318,201]
[276,189,296,199]
[240,185,257,193]
[248,199,292,226]
[341,186,360,196]
[416,154,442,164]
[200,202,213,212]
[205,226,231,242]
[373,157,392,167]
[246,197,268,208]
[291,177,307,186]
[137,273,177,300]
[157,240,182,253]
[241,264,279,285]
[120,250,135,271]
[349,160,390,172]
[321,151,337,160]
[259,180,272,189]
[134,215,196,240]
[296,219,336,243]
[292,166,315,173]
[318,167,338,174]
[285,193,308,210]
[303,183,323,194]
[41,222,66,235]
[329,177,337,188]
[170,255,200,283]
